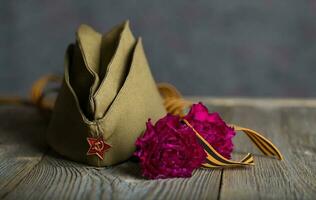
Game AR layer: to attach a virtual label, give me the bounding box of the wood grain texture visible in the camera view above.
[4,153,221,200]
[0,106,48,198]
[219,106,316,200]
[1,98,316,200]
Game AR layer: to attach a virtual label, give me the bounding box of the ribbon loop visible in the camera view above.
[30,74,62,110]
[231,125,283,160]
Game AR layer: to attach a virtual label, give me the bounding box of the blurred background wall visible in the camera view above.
[1,0,316,97]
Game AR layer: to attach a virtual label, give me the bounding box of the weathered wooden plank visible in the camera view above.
[219,106,316,200]
[0,106,48,198]
[4,152,221,200]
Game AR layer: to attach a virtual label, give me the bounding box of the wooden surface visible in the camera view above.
[0,98,315,200]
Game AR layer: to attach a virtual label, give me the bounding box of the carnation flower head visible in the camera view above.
[134,102,236,179]
[134,114,206,179]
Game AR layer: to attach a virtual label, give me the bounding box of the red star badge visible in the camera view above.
[86,136,111,160]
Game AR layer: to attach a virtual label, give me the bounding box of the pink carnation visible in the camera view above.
[134,114,206,179]
[184,102,235,159]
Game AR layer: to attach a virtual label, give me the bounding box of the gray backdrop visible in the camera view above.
[1,0,316,97]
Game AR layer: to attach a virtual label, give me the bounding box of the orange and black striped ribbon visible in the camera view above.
[183,119,283,168]
[158,84,283,168]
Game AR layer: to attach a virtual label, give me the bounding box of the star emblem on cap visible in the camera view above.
[86,136,111,160]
